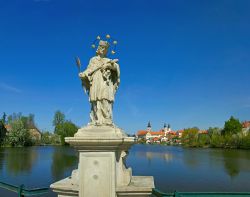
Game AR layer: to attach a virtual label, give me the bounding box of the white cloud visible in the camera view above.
[66,107,73,115]
[0,83,22,93]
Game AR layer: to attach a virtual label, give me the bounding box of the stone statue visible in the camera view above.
[79,40,120,126]
[51,36,154,197]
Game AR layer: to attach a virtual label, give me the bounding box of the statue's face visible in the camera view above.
[96,45,108,57]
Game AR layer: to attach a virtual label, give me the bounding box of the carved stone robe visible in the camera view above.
[80,56,120,125]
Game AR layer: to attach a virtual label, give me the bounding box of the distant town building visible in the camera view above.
[242,121,250,129]
[4,124,11,132]
[136,122,178,143]
[28,125,42,141]
[4,124,41,141]
[242,121,250,136]
[198,130,208,134]
[176,130,184,138]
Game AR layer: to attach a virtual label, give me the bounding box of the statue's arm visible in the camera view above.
[79,58,95,79]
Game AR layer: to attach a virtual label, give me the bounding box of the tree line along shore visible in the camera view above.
[136,116,250,149]
[0,111,78,147]
[1,112,250,149]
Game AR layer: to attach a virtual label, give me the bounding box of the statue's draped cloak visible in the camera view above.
[81,56,120,102]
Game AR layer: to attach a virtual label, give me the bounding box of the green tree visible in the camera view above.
[41,131,51,144]
[53,111,65,127]
[21,114,35,129]
[223,133,241,148]
[53,111,65,134]
[7,115,12,124]
[6,120,32,147]
[210,133,225,148]
[1,112,7,124]
[197,133,210,147]
[7,112,22,124]
[207,127,221,138]
[0,120,7,145]
[21,116,28,128]
[240,133,250,149]
[55,121,78,145]
[27,114,35,128]
[181,127,199,147]
[41,131,60,145]
[222,116,242,135]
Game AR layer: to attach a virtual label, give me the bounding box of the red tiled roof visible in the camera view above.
[199,130,208,134]
[4,124,11,130]
[137,130,166,136]
[150,131,165,135]
[242,121,250,128]
[137,130,148,136]
[169,131,177,135]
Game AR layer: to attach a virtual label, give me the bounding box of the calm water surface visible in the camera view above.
[0,145,250,196]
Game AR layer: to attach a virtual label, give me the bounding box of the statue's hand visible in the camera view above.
[79,72,86,79]
[112,59,119,63]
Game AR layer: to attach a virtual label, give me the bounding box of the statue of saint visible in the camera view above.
[79,40,120,126]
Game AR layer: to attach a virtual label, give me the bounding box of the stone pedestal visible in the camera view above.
[50,125,154,197]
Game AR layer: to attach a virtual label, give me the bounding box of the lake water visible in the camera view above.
[0,144,250,196]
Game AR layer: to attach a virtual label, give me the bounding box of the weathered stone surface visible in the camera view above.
[51,126,154,196]
[116,176,155,196]
[73,125,127,138]
[116,151,132,187]
[79,152,115,197]
[50,175,78,197]
[51,175,154,197]
[79,40,120,126]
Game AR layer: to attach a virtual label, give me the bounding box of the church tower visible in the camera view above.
[167,124,171,132]
[163,123,167,130]
[147,121,152,132]
[163,123,171,134]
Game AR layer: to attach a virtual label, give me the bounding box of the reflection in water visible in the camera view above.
[131,145,250,181]
[182,148,250,178]
[51,147,78,181]
[1,145,250,195]
[129,145,250,192]
[5,147,38,176]
[183,149,201,169]
[135,151,173,162]
[0,148,4,171]
[209,149,250,178]
[222,150,240,178]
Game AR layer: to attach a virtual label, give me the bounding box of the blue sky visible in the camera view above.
[0,0,250,133]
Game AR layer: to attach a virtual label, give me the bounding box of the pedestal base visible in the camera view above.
[50,125,154,197]
[51,176,154,197]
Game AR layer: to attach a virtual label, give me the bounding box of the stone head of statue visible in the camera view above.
[96,40,109,57]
